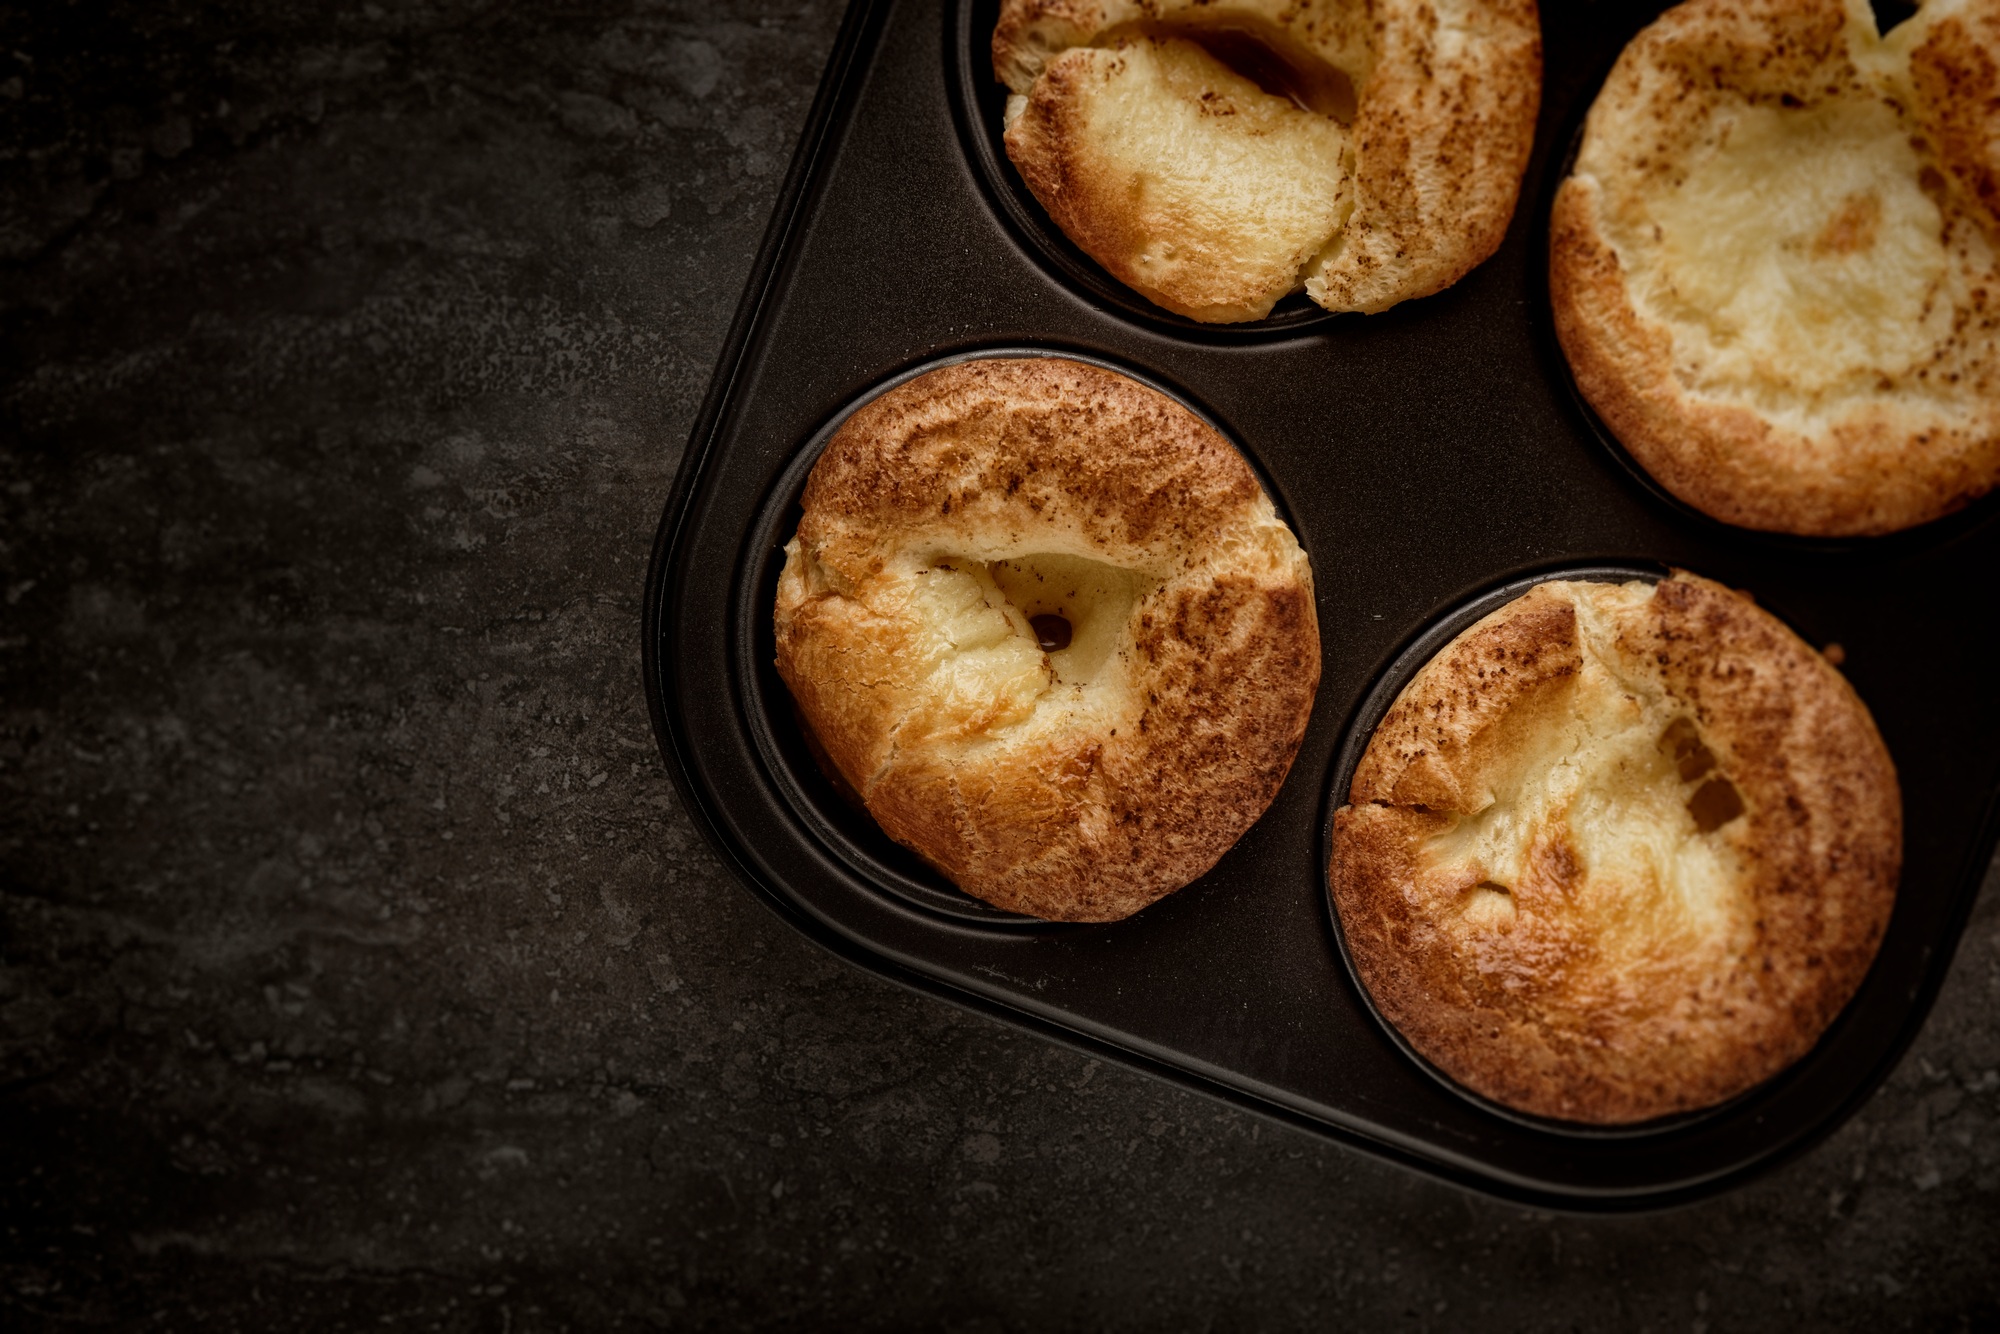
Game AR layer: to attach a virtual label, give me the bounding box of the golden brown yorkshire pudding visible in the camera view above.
[1330,574,1900,1124]
[773,357,1319,922]
[1551,0,2000,537]
[993,0,1542,323]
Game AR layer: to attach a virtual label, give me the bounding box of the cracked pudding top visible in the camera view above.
[994,0,1541,322]
[775,357,1319,921]
[1329,573,1900,1124]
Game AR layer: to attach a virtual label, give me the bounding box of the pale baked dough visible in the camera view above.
[1551,0,2000,536]
[775,357,1320,922]
[1329,574,1899,1124]
[995,0,1542,322]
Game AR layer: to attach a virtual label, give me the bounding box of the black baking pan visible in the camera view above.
[641,0,2000,1208]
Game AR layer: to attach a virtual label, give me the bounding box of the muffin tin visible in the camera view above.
[641,0,2000,1206]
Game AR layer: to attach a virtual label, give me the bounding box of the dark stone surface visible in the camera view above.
[1,1,1996,1328]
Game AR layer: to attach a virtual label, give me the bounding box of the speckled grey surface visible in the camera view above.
[2,2,1997,1329]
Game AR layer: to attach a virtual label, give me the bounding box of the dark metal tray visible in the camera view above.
[642,0,2000,1207]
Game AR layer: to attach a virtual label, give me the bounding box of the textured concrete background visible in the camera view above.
[2,1,1997,1329]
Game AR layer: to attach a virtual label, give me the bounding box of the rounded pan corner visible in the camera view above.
[641,0,2000,1211]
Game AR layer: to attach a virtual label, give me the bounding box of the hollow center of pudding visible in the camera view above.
[1028,613,1072,652]
[1632,96,1948,394]
[987,552,1146,687]
[1658,716,1746,833]
[1423,608,1752,955]
[1097,16,1356,121]
[1869,0,1919,36]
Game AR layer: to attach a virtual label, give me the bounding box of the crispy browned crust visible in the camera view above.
[994,0,1542,319]
[1549,0,2000,536]
[1908,2,2000,242]
[1329,573,1901,1124]
[993,0,1111,93]
[1306,0,1542,313]
[775,358,1321,923]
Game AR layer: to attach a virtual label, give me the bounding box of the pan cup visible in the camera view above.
[1535,81,2000,552]
[735,345,1304,927]
[1320,563,1791,1140]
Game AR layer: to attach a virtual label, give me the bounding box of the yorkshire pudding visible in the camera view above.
[774,357,1319,922]
[1329,573,1900,1124]
[994,0,1542,322]
[1551,0,2000,536]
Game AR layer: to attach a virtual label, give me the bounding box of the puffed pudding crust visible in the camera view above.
[1329,574,1899,1124]
[1551,0,2000,536]
[994,0,1541,323]
[775,357,1320,923]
